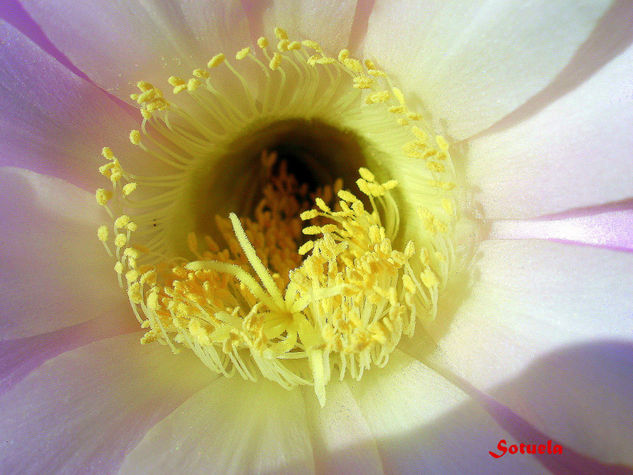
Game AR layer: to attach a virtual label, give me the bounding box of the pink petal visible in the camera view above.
[466,40,633,218]
[0,21,140,190]
[20,0,252,100]
[0,333,214,473]
[0,315,137,397]
[489,206,633,252]
[0,167,126,339]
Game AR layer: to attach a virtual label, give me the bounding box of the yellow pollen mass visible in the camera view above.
[95,27,457,406]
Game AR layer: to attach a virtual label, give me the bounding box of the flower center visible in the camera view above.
[95,27,457,405]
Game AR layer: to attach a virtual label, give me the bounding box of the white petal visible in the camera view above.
[261,0,359,53]
[0,333,213,473]
[302,381,383,474]
[363,0,612,139]
[466,40,633,218]
[424,240,633,390]
[0,167,127,340]
[120,378,314,474]
[19,0,251,99]
[346,351,546,473]
[0,21,140,190]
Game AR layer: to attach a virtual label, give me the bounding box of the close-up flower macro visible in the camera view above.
[1,0,632,473]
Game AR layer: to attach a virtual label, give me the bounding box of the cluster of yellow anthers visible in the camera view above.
[95,27,456,405]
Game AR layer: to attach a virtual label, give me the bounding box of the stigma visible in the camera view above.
[95,27,457,406]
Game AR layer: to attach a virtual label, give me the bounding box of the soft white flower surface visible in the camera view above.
[1,1,632,473]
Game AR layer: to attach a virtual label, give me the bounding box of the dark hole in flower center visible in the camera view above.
[186,119,369,247]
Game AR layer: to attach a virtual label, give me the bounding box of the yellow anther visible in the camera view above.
[136,81,153,92]
[303,226,321,235]
[298,241,314,255]
[110,169,122,184]
[404,241,415,258]
[114,261,124,274]
[129,130,141,145]
[192,69,209,79]
[365,90,390,104]
[407,112,421,121]
[168,76,185,87]
[114,233,127,248]
[141,109,151,119]
[315,56,336,65]
[236,47,251,60]
[367,69,386,77]
[122,182,137,196]
[288,41,301,50]
[403,274,416,294]
[315,197,330,212]
[126,269,139,283]
[187,78,201,92]
[257,37,269,48]
[338,49,350,62]
[383,180,398,190]
[389,106,406,115]
[127,282,142,304]
[101,147,115,160]
[137,89,157,104]
[207,53,226,68]
[421,268,439,288]
[343,58,363,73]
[397,118,409,126]
[172,84,187,94]
[300,209,319,220]
[95,188,112,205]
[436,135,449,151]
[364,59,376,70]
[114,215,131,228]
[269,53,282,70]
[301,40,321,51]
[337,189,357,202]
[123,247,140,259]
[97,225,109,242]
[274,27,288,40]
[129,93,139,101]
[426,161,445,173]
[359,167,375,182]
[127,222,138,232]
[277,39,290,51]
[353,76,374,89]
[411,126,427,140]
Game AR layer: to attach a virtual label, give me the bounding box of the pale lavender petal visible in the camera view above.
[0,333,214,474]
[261,0,359,54]
[363,0,611,139]
[0,0,87,79]
[489,206,633,252]
[422,358,633,474]
[421,240,633,391]
[466,38,633,219]
[0,167,126,340]
[0,20,140,190]
[0,315,137,397]
[20,0,252,100]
